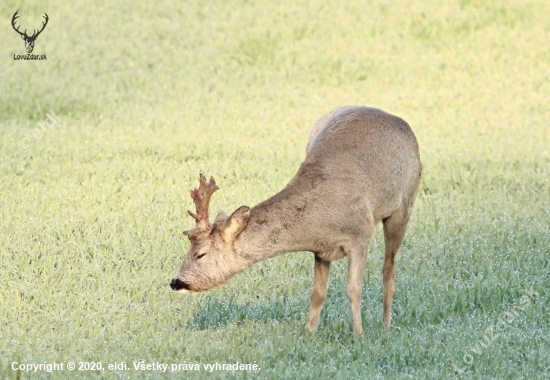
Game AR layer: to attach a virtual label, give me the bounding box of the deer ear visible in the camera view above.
[221,206,250,242]
[214,211,228,224]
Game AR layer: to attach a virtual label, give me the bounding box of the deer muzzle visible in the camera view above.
[170,278,192,293]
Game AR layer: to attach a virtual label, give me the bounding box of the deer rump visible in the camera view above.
[171,106,422,335]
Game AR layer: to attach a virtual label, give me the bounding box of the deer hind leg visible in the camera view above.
[382,202,414,328]
[306,255,331,332]
[346,236,372,336]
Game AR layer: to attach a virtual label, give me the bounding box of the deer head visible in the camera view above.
[170,174,251,293]
[11,10,49,54]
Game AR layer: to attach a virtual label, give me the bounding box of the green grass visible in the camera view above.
[1,0,549,378]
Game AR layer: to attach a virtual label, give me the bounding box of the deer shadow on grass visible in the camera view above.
[185,295,307,330]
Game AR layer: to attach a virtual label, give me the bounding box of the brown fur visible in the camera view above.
[171,106,421,335]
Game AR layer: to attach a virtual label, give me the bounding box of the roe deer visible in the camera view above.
[170,106,421,334]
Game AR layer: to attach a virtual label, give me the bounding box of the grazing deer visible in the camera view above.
[170,106,421,334]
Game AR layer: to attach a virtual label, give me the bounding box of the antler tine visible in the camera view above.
[186,174,219,230]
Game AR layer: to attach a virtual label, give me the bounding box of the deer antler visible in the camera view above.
[11,11,26,38]
[11,11,48,39]
[185,174,219,234]
[30,13,49,39]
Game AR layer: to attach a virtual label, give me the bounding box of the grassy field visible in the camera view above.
[1,0,549,378]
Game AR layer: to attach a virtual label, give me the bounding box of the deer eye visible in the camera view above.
[196,253,207,260]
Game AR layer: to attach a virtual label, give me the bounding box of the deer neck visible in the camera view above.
[234,184,314,265]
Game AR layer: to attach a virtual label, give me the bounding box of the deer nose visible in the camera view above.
[170,278,190,291]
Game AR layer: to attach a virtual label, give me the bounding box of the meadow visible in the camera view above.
[1,0,549,378]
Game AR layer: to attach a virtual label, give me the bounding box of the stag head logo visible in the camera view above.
[11,10,49,54]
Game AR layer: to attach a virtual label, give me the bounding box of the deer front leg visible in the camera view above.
[346,240,370,335]
[306,255,331,332]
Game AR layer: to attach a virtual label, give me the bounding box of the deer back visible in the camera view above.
[300,106,421,224]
